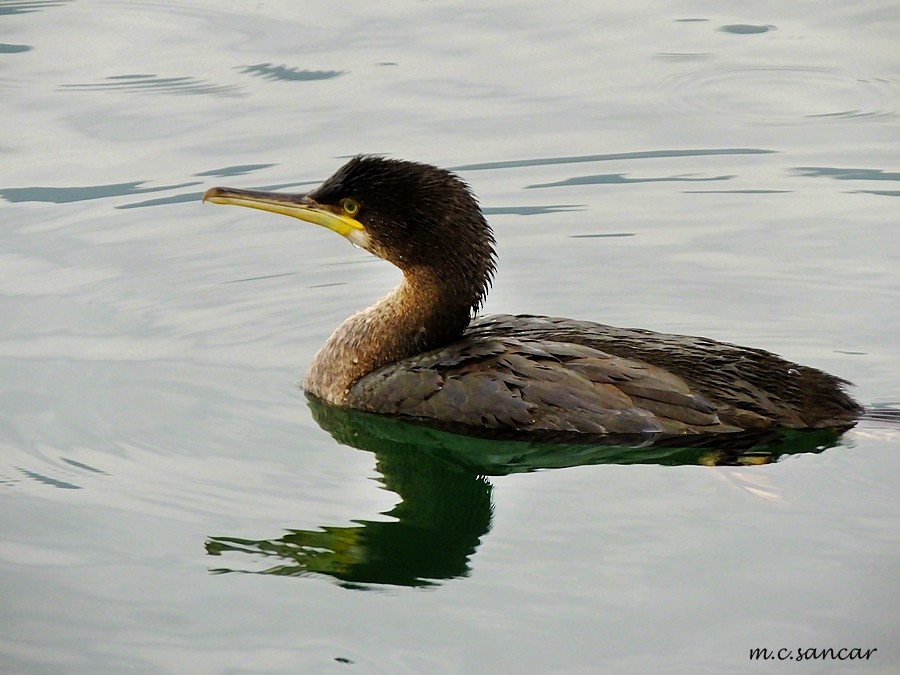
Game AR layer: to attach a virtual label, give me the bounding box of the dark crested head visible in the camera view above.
[204,155,497,316]
[310,156,496,303]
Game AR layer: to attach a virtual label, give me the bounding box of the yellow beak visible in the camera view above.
[203,187,368,245]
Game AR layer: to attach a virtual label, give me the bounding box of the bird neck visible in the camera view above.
[304,267,478,405]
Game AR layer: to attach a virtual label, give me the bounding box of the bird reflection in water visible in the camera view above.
[205,396,845,589]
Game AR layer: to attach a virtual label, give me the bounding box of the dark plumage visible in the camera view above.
[204,156,862,437]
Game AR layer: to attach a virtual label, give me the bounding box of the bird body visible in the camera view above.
[345,314,858,435]
[204,156,861,437]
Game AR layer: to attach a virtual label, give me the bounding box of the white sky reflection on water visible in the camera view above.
[1,1,898,673]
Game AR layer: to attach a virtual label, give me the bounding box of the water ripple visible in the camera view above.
[238,63,344,82]
[0,0,73,15]
[793,167,900,182]
[0,180,200,204]
[115,190,206,210]
[451,148,774,172]
[569,233,635,239]
[682,189,790,194]
[654,52,710,62]
[117,179,317,210]
[525,173,734,189]
[195,164,277,178]
[849,190,899,198]
[16,467,80,490]
[60,73,244,98]
[662,66,898,124]
[0,43,31,53]
[482,205,584,216]
[718,24,774,35]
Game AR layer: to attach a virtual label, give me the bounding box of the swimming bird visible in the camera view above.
[203,156,861,436]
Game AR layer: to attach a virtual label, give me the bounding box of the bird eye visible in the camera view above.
[341,198,360,216]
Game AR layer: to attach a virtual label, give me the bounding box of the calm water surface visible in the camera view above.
[2,1,898,673]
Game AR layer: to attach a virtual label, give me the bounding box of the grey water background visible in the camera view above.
[1,0,898,673]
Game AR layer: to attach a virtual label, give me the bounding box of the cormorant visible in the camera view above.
[203,156,861,436]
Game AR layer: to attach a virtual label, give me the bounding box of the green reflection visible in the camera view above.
[206,396,846,589]
[208,398,493,589]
